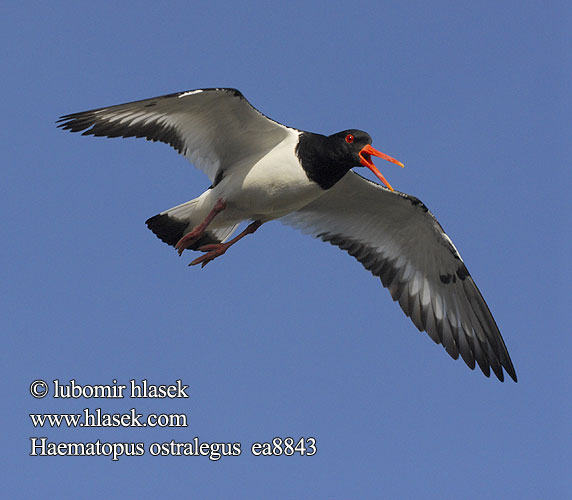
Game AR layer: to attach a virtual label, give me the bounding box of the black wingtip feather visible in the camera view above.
[318,231,517,382]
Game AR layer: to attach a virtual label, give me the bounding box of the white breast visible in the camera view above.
[208,131,325,224]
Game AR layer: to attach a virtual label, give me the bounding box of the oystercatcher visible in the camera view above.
[57,88,517,382]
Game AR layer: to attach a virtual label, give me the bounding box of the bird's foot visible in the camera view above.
[188,243,230,268]
[175,228,203,256]
[187,220,262,268]
[174,198,227,255]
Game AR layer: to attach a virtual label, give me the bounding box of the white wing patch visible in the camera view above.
[178,90,204,98]
[441,232,463,261]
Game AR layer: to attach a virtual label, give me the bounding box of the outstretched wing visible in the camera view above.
[282,171,516,382]
[57,88,290,182]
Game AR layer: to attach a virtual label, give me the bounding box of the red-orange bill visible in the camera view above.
[359,144,404,191]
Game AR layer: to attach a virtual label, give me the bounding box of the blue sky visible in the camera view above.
[3,1,570,498]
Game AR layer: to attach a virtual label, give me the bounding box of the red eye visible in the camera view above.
[345,134,354,143]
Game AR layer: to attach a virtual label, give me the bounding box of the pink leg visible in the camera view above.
[189,220,263,268]
[175,198,226,256]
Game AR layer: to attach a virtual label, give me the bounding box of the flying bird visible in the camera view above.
[57,88,516,382]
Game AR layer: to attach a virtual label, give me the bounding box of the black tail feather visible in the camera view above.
[145,213,220,249]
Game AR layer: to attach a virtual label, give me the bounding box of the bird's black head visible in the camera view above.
[328,129,373,163]
[296,129,403,190]
[330,129,404,191]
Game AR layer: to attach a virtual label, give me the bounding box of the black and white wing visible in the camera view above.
[282,171,516,382]
[57,88,290,182]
